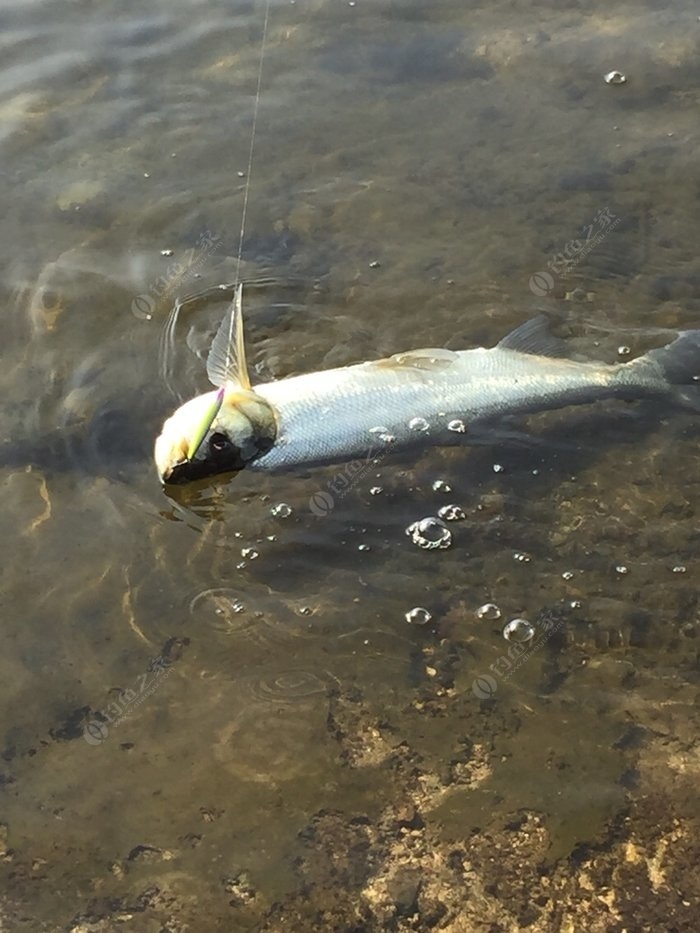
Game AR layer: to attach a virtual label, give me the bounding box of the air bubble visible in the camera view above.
[503,618,535,643]
[447,419,466,433]
[476,603,501,621]
[438,504,466,521]
[405,607,432,626]
[604,70,627,85]
[271,503,292,519]
[369,426,396,444]
[409,417,430,432]
[406,517,452,550]
[432,479,452,493]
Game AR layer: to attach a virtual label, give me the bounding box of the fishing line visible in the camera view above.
[158,2,273,459]
[225,0,272,374]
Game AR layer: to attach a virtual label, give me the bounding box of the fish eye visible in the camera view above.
[209,432,232,452]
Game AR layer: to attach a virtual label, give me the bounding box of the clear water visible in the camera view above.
[2,0,699,928]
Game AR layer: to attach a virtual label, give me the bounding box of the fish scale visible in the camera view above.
[252,348,619,470]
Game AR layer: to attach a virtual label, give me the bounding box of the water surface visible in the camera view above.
[1,0,699,929]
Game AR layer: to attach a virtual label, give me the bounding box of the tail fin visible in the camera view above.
[643,329,700,411]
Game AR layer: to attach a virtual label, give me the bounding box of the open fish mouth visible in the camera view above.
[163,461,202,485]
[162,458,236,485]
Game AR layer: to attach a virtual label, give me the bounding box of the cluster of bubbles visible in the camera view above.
[406,516,452,550]
[432,479,452,493]
[437,504,466,522]
[369,425,396,445]
[405,600,542,643]
[408,417,430,433]
[475,603,535,642]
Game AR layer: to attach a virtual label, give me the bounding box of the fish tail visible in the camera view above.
[621,329,700,411]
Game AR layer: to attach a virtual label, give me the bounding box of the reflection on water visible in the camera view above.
[1,0,700,928]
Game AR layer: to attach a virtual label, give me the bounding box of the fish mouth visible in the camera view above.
[161,458,239,485]
[158,422,276,486]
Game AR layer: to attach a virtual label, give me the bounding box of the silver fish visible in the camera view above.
[154,285,700,484]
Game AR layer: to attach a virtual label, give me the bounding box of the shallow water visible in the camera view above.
[1,0,700,929]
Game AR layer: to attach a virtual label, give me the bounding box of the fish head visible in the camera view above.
[154,388,276,485]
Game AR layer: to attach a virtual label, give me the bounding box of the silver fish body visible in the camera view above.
[252,346,640,469]
[154,305,700,484]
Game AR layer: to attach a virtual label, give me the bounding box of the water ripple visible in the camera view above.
[189,586,318,646]
[245,668,339,705]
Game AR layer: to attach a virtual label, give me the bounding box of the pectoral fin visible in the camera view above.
[206,283,252,389]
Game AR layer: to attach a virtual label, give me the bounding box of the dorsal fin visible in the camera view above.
[497,315,567,358]
[206,283,252,389]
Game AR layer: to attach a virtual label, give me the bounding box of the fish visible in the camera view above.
[154,285,700,484]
